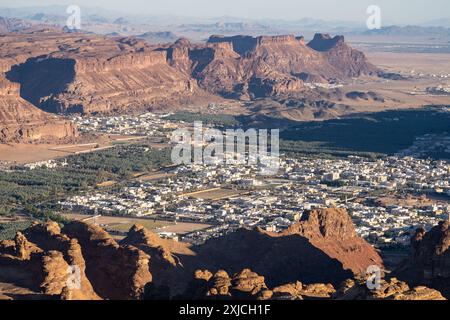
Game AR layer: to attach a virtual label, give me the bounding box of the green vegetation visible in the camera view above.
[0,144,172,220]
[67,144,171,177]
[280,140,384,159]
[0,221,32,241]
[280,108,450,157]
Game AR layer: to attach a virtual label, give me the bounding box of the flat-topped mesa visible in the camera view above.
[208,35,258,56]
[0,31,202,116]
[72,50,169,73]
[207,34,305,56]
[0,30,380,119]
[255,34,299,45]
[307,33,378,77]
[307,33,346,52]
[206,41,235,52]
[0,73,78,142]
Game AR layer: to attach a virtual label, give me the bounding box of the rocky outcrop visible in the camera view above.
[184,269,444,300]
[0,222,99,300]
[183,208,382,291]
[202,34,378,98]
[333,277,445,300]
[62,221,152,300]
[307,33,378,77]
[279,208,383,276]
[394,221,450,298]
[122,224,186,297]
[1,30,379,125]
[1,31,203,116]
[185,269,272,300]
[0,218,446,301]
[0,74,78,143]
[0,221,153,300]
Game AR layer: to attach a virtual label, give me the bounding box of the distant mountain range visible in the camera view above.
[0,5,449,38]
[357,25,450,38]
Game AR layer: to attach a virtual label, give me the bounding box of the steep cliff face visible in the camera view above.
[203,35,319,98]
[182,269,444,301]
[3,34,200,115]
[280,208,383,275]
[0,222,99,300]
[62,221,152,300]
[394,221,450,298]
[0,216,446,300]
[183,208,382,290]
[1,30,379,124]
[0,74,78,143]
[307,33,378,77]
[199,34,376,98]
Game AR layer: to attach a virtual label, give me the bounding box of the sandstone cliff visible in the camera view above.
[178,208,383,292]
[62,221,152,300]
[182,268,444,300]
[202,34,378,98]
[0,74,78,143]
[1,32,204,116]
[394,221,450,299]
[0,222,99,299]
[307,33,378,77]
[0,214,446,301]
[1,30,379,122]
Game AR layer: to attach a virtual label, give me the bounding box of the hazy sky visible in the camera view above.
[1,0,449,24]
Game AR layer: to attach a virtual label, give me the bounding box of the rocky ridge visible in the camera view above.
[0,29,378,142]
[0,210,447,300]
[394,220,450,298]
[184,268,444,300]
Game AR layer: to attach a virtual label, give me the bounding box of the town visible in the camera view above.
[57,146,450,248]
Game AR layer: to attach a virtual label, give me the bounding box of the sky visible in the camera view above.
[1,0,449,24]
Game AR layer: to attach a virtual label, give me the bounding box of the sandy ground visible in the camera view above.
[0,282,40,300]
[180,188,250,200]
[366,51,450,74]
[134,172,176,182]
[0,134,145,165]
[62,213,210,235]
[326,51,450,113]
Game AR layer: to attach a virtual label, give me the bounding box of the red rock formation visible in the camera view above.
[1,30,378,126]
[1,32,204,116]
[184,269,444,300]
[308,33,378,77]
[202,34,377,98]
[121,224,188,298]
[181,208,382,291]
[185,269,271,300]
[0,75,78,143]
[0,221,152,300]
[394,221,450,298]
[62,221,152,300]
[0,223,100,300]
[0,219,446,301]
[279,208,383,275]
[333,277,445,300]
